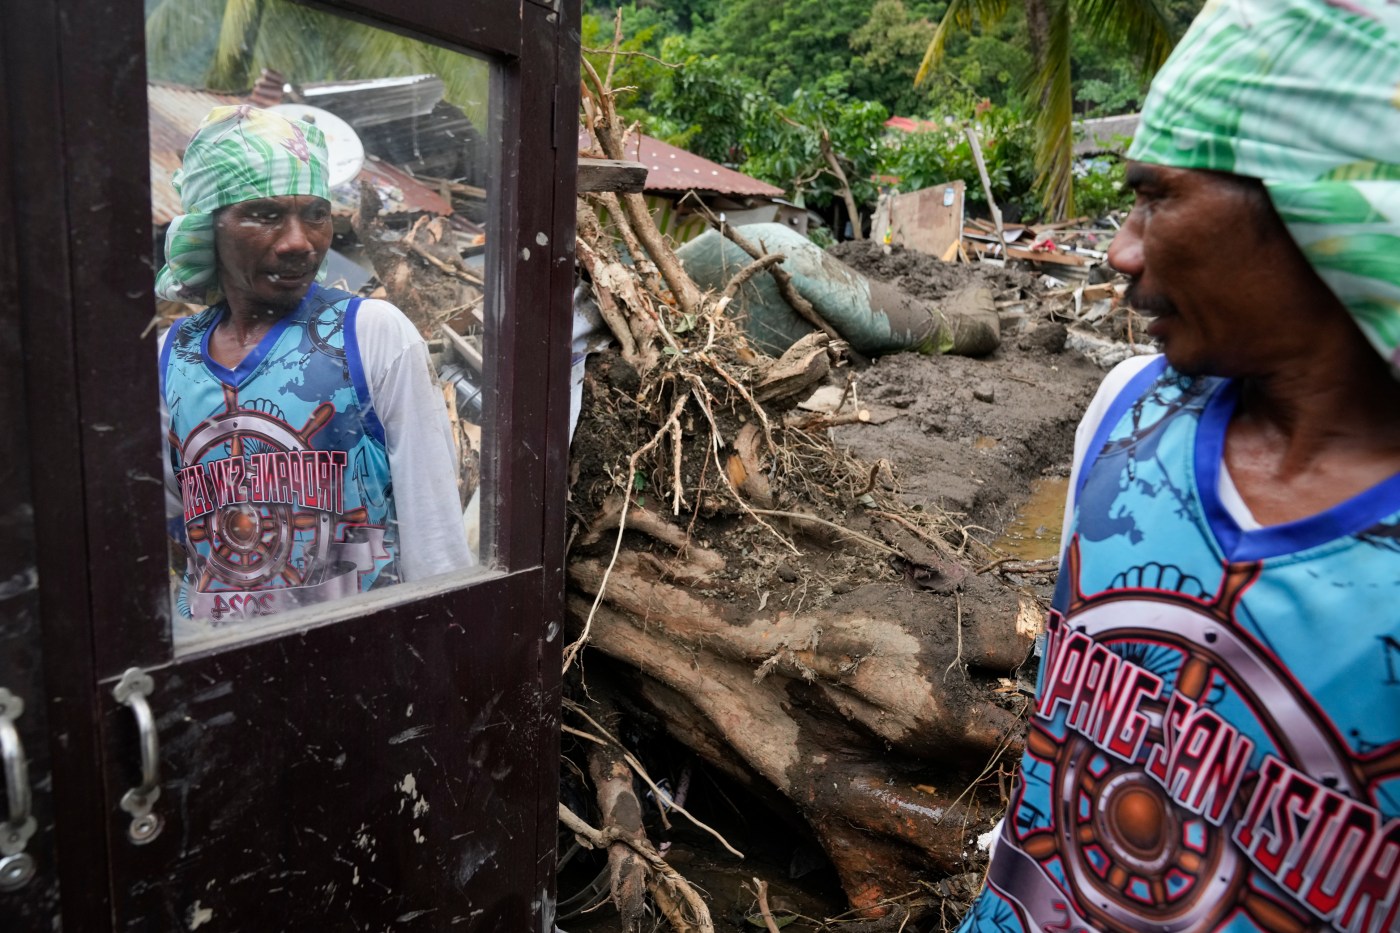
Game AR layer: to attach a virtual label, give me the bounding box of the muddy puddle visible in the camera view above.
[991,476,1069,561]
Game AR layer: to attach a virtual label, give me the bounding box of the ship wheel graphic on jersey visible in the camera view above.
[307,303,348,360]
[1006,539,1399,933]
[176,385,364,595]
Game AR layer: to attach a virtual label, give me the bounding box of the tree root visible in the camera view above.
[559,803,715,933]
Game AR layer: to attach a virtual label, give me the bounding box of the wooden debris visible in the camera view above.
[720,252,786,304]
[581,57,704,318]
[352,182,480,336]
[588,716,650,929]
[439,323,484,373]
[413,173,487,202]
[577,157,649,194]
[964,123,1009,260]
[731,423,774,507]
[563,37,1049,930]
[880,180,965,259]
[752,332,832,404]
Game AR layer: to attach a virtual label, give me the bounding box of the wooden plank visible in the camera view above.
[327,0,522,58]
[887,180,965,258]
[535,0,579,915]
[577,157,648,193]
[968,239,1093,267]
[1027,216,1091,234]
[1003,245,1092,267]
[440,322,485,372]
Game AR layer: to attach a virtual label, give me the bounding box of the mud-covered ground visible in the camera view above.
[562,241,1118,932]
[827,241,1103,535]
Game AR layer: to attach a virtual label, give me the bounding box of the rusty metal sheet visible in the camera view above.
[579,127,784,198]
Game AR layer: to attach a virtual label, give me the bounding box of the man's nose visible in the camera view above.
[1108,216,1144,278]
[275,215,314,256]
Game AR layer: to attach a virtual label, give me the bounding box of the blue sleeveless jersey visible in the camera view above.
[162,284,398,623]
[961,360,1400,933]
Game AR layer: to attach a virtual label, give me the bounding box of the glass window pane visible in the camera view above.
[146,0,496,651]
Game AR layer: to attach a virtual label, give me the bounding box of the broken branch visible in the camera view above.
[683,193,869,366]
[753,878,783,933]
[558,804,716,933]
[721,252,786,303]
[562,391,691,674]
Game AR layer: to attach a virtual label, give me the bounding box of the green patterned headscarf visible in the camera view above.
[1129,0,1400,372]
[155,105,331,305]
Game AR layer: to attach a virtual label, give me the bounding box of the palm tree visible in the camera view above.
[145,0,489,128]
[916,0,1177,219]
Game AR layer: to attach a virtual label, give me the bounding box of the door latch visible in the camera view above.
[0,688,37,891]
[113,669,163,845]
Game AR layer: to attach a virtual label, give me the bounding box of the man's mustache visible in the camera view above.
[1123,280,1179,318]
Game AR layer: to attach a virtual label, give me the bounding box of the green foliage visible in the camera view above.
[916,0,1200,218]
[584,0,719,34]
[1072,28,1150,116]
[1073,157,1131,218]
[851,0,1032,113]
[587,0,1039,120]
[741,80,891,209]
[647,37,758,163]
[581,15,675,131]
[583,0,1208,140]
[695,0,883,104]
[805,224,837,249]
[882,105,1038,217]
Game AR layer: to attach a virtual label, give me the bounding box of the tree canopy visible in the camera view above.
[584,0,1205,222]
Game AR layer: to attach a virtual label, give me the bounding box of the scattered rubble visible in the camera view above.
[561,58,1152,932]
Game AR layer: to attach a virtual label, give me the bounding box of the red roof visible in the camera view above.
[579,128,783,198]
[884,115,941,134]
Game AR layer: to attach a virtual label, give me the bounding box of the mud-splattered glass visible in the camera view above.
[146,0,496,652]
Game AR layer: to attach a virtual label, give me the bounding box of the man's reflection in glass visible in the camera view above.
[157,106,472,625]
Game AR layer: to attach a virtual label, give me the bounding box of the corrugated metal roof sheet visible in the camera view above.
[355,156,453,216]
[149,82,452,226]
[579,128,784,198]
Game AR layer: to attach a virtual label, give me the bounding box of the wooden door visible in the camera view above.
[1,0,577,928]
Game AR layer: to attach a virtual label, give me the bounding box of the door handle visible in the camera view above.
[112,669,162,845]
[0,688,37,892]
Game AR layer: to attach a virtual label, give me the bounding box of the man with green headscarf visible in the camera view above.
[158,106,472,629]
[959,2,1400,930]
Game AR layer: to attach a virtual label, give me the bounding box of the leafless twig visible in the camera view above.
[559,803,715,933]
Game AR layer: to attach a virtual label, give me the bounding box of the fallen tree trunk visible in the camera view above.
[567,543,1034,910]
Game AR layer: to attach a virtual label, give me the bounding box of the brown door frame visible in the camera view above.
[0,29,62,926]
[0,0,577,927]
